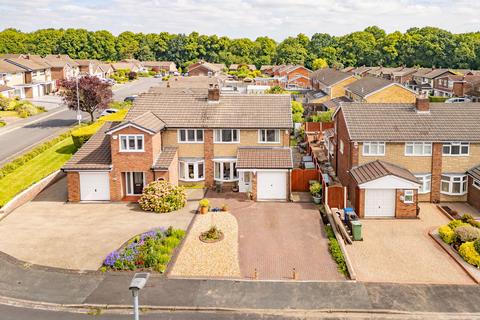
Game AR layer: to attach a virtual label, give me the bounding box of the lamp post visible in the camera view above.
[129,272,150,320]
[75,76,82,126]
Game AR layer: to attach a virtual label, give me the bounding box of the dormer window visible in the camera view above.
[119,134,144,152]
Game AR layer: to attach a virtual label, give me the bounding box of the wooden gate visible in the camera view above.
[325,185,346,209]
[291,169,320,191]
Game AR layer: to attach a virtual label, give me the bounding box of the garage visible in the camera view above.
[257,171,287,201]
[364,189,395,217]
[79,172,110,201]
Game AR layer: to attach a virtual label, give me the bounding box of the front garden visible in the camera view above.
[438,214,480,268]
[102,227,185,273]
[0,96,46,126]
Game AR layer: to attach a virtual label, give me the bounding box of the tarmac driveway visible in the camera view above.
[207,191,344,281]
[346,203,474,284]
[0,178,197,270]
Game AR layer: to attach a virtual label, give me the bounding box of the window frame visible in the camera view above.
[177,129,204,143]
[440,174,468,195]
[213,160,238,182]
[119,134,144,152]
[404,190,414,204]
[125,172,146,196]
[405,142,432,156]
[442,142,469,156]
[214,129,240,144]
[362,142,386,156]
[178,160,205,182]
[258,129,280,143]
[473,178,480,190]
[415,174,432,194]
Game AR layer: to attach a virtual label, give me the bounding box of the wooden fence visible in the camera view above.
[304,121,334,133]
[291,168,320,192]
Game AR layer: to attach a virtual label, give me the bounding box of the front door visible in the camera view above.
[239,171,251,193]
[126,172,145,195]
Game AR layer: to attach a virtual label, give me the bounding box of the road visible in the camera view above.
[0,77,163,164]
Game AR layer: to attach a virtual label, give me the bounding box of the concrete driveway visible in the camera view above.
[346,203,474,284]
[207,191,344,281]
[0,178,196,270]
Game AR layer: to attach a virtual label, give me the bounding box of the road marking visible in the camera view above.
[0,108,68,137]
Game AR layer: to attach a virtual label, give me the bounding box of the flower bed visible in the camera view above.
[102,227,185,273]
[438,214,480,268]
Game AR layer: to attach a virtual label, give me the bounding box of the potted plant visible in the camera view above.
[310,182,322,204]
[199,198,210,214]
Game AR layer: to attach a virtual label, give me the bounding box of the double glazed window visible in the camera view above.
[120,134,144,152]
[441,174,468,195]
[473,179,480,190]
[214,129,239,143]
[404,190,414,203]
[125,172,145,195]
[442,142,469,156]
[405,142,432,156]
[178,129,203,143]
[214,161,238,181]
[179,161,204,181]
[415,174,431,194]
[362,142,385,156]
[259,129,280,143]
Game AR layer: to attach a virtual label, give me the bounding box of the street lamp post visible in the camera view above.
[75,76,82,126]
[129,272,150,320]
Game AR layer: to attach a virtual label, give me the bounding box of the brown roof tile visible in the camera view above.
[350,160,419,185]
[311,68,354,86]
[345,77,408,98]
[237,147,292,169]
[153,147,178,170]
[467,165,480,181]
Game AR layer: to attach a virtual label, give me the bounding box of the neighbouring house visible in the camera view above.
[0,59,26,98]
[410,68,456,96]
[274,65,312,90]
[259,65,275,76]
[229,64,256,72]
[467,166,480,211]
[142,61,177,74]
[62,86,293,202]
[309,68,357,104]
[157,75,226,89]
[42,54,80,86]
[464,75,480,102]
[341,66,355,73]
[332,98,480,218]
[344,76,417,103]
[99,63,115,79]
[351,66,374,77]
[75,60,107,78]
[0,84,14,98]
[187,61,226,77]
[432,74,466,97]
[111,61,141,73]
[122,59,145,72]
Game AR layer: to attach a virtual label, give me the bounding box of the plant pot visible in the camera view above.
[200,206,208,214]
[312,195,322,204]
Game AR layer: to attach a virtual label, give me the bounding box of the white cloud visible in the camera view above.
[0,0,477,40]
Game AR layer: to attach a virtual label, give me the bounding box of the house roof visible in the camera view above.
[127,89,292,129]
[236,147,293,169]
[392,67,417,77]
[3,57,48,71]
[467,165,480,181]
[345,77,411,98]
[352,66,373,75]
[188,61,225,73]
[342,66,355,73]
[260,65,274,71]
[41,55,79,68]
[339,102,480,142]
[0,60,26,73]
[321,96,352,110]
[350,160,419,185]
[62,122,115,171]
[311,68,354,86]
[153,147,178,170]
[107,111,166,134]
[111,62,135,70]
[142,61,176,70]
[423,69,454,79]
[151,76,225,89]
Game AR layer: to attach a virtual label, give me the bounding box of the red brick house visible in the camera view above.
[467,166,480,211]
[63,87,293,202]
[187,61,226,76]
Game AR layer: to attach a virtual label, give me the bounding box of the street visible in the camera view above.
[0,77,163,164]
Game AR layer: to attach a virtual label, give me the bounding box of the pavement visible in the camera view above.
[442,202,480,219]
[346,203,474,284]
[0,178,196,270]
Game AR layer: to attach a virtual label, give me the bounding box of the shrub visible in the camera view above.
[200,225,223,241]
[128,71,138,80]
[474,239,480,254]
[454,225,480,243]
[292,113,304,123]
[139,180,187,213]
[461,214,474,222]
[324,225,348,276]
[429,96,449,103]
[309,109,334,123]
[438,225,456,244]
[0,96,9,110]
[467,219,480,229]
[448,219,468,230]
[0,120,5,127]
[309,182,322,196]
[458,241,480,268]
[199,198,210,207]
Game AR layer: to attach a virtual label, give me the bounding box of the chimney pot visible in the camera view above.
[208,86,220,102]
[415,95,430,113]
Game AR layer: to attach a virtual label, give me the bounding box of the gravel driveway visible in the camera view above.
[346,203,474,284]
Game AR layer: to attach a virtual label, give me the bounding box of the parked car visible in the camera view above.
[124,95,138,103]
[100,108,119,117]
[445,97,472,103]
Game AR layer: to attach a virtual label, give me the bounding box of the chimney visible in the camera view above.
[415,95,430,113]
[208,84,220,102]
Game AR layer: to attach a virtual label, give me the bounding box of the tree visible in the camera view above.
[312,58,329,70]
[60,76,112,123]
[276,36,308,65]
[116,31,139,60]
[265,85,288,94]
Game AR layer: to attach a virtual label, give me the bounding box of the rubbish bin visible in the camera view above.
[351,220,363,241]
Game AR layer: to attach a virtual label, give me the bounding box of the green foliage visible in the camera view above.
[200,225,223,241]
[448,219,469,230]
[324,225,348,276]
[0,120,5,127]
[461,214,475,222]
[474,239,480,254]
[309,182,322,196]
[312,58,329,70]
[438,225,456,244]
[199,198,210,207]
[454,225,480,243]
[429,96,449,103]
[265,85,288,94]
[291,101,304,114]
[309,109,334,123]
[458,241,480,268]
[139,180,187,213]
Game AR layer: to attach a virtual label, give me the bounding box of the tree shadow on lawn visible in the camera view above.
[55,144,77,155]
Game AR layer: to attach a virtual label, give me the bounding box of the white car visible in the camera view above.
[445,97,472,103]
[100,108,119,117]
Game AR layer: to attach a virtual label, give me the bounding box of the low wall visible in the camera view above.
[0,170,65,217]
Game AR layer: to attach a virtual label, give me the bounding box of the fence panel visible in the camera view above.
[291,169,320,191]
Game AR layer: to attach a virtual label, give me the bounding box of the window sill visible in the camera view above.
[258,141,281,144]
[442,154,470,157]
[214,141,240,144]
[214,178,239,182]
[119,150,145,153]
[362,154,385,157]
[404,154,432,157]
[440,192,467,196]
[178,141,204,144]
[179,178,205,182]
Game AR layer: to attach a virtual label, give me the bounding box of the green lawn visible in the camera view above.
[0,137,76,207]
[0,110,19,118]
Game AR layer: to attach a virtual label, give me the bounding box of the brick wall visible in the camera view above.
[430,143,442,202]
[395,189,417,218]
[467,176,480,210]
[204,129,214,187]
[251,172,257,201]
[67,171,80,202]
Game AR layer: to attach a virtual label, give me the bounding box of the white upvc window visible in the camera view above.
[214,160,238,182]
[442,142,469,156]
[178,129,204,143]
[179,160,204,181]
[405,142,432,156]
[441,174,468,195]
[404,190,414,203]
[214,129,239,143]
[125,172,145,195]
[415,174,431,194]
[473,179,480,190]
[119,134,144,152]
[362,142,385,156]
[258,129,280,143]
[339,140,344,155]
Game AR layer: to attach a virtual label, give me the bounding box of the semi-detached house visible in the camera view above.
[332,98,480,218]
[63,86,293,202]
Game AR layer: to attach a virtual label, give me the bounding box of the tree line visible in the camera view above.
[1,26,480,70]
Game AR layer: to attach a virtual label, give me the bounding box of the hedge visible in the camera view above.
[438,225,455,244]
[325,225,348,276]
[429,96,449,103]
[459,241,480,268]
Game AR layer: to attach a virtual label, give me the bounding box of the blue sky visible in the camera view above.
[0,0,478,40]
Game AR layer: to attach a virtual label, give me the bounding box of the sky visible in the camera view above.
[0,0,479,40]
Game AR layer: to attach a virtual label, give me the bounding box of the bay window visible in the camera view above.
[405,142,432,156]
[214,129,239,143]
[362,142,385,156]
[119,134,144,152]
[415,174,431,194]
[179,160,205,181]
[441,174,467,195]
[214,160,238,181]
[178,129,204,143]
[259,129,280,143]
[442,142,469,156]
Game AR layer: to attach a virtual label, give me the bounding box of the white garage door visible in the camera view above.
[364,189,395,217]
[79,172,110,201]
[257,171,287,201]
